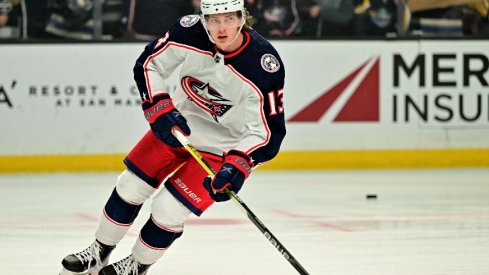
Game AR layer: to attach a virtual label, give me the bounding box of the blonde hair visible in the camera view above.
[242,9,253,30]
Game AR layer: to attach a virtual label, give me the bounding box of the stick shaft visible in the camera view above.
[172,129,309,275]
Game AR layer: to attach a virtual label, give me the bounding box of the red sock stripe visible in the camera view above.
[138,235,168,251]
[102,209,132,227]
[150,215,184,233]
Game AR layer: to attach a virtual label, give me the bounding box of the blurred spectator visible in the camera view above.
[45,0,95,39]
[45,0,124,40]
[103,0,125,37]
[315,0,354,37]
[121,0,199,40]
[0,0,22,38]
[249,0,300,37]
[406,0,489,37]
[409,6,464,36]
[352,0,398,36]
[295,0,320,37]
[462,1,489,35]
[24,0,50,38]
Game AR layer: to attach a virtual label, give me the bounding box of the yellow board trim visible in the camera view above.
[0,154,127,173]
[268,149,489,170]
[1,149,489,173]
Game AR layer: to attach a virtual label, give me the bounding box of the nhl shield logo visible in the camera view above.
[261,54,280,73]
[180,15,200,28]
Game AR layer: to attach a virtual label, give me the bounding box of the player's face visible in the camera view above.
[205,12,243,50]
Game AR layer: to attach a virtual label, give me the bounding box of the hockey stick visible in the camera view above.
[172,129,310,275]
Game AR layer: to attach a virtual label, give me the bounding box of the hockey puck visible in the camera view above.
[366,194,377,199]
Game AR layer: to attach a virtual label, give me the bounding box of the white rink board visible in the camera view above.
[0,40,488,155]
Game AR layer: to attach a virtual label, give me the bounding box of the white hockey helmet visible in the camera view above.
[201,0,245,16]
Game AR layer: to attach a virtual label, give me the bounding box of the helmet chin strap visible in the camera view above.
[201,13,246,48]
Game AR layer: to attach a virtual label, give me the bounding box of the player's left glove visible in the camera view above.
[203,150,252,202]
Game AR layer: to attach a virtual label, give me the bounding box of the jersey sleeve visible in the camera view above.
[235,57,286,167]
[133,23,187,102]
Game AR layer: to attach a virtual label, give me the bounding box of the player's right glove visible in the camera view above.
[142,93,191,147]
[203,150,252,202]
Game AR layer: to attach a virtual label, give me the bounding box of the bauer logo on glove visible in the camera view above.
[142,93,191,147]
[144,100,172,122]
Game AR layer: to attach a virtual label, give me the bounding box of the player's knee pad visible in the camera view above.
[151,185,191,231]
[115,169,156,205]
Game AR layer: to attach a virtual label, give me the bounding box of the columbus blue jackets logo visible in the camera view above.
[261,54,280,73]
[181,76,232,123]
[180,15,200,28]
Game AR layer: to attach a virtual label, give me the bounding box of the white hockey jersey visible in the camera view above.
[134,15,286,166]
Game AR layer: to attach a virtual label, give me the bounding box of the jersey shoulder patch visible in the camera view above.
[180,15,200,28]
[260,53,280,73]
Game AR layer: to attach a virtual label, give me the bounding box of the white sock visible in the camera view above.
[95,212,131,246]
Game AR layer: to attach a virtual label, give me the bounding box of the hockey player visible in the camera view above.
[59,0,285,274]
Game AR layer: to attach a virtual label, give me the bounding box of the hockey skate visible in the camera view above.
[98,254,151,275]
[59,240,115,275]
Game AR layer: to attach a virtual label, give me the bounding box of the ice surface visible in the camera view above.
[1,169,488,274]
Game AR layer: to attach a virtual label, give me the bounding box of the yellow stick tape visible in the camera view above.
[0,149,488,173]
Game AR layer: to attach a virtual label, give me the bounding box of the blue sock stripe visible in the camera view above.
[123,157,160,188]
[140,216,183,249]
[104,188,142,225]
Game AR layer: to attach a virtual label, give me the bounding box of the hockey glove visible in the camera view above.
[203,150,252,202]
[142,93,191,147]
